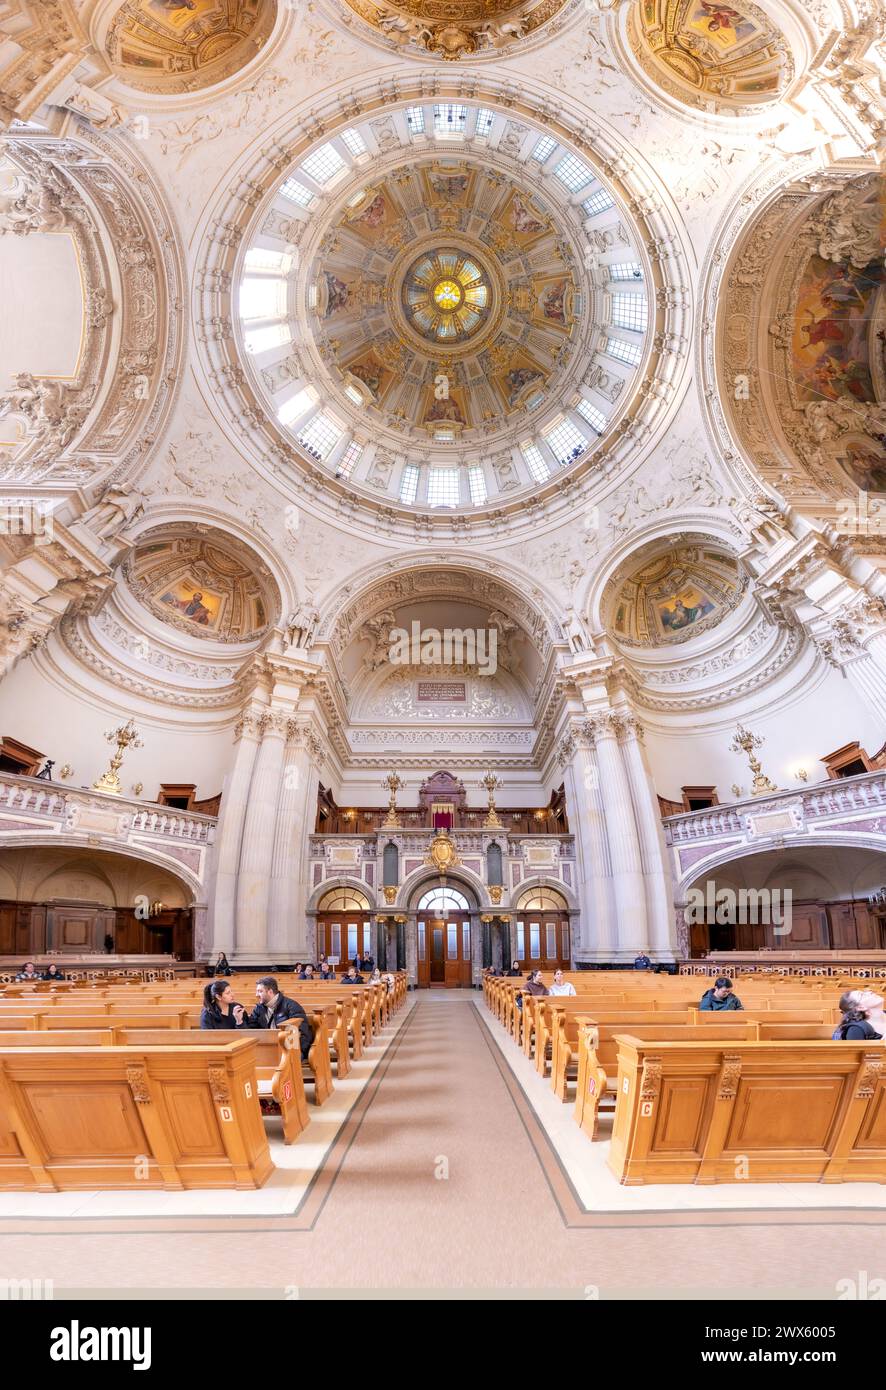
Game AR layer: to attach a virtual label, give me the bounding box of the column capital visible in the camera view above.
[234,705,265,741]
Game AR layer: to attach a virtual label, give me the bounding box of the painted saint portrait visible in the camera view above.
[540,279,568,325]
[840,447,886,496]
[658,588,715,632]
[509,194,546,237]
[687,0,758,48]
[347,193,387,230]
[429,173,470,201]
[504,366,543,406]
[792,254,884,405]
[159,580,222,629]
[322,272,350,317]
[425,394,465,425]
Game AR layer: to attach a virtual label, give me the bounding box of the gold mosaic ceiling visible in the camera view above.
[311,163,579,438]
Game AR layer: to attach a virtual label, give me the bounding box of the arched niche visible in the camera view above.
[717,171,885,518]
[103,0,278,95]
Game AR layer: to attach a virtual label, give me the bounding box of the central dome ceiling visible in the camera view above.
[230,100,658,512]
[307,161,582,443]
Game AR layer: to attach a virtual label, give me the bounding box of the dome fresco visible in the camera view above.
[123,531,279,643]
[234,115,654,506]
[609,544,746,647]
[105,0,277,93]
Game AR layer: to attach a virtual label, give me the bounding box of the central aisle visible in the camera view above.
[1,993,864,1298]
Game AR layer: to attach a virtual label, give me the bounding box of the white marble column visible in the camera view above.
[210,706,264,958]
[620,716,676,959]
[845,634,886,723]
[234,709,288,961]
[560,726,614,959]
[267,724,313,962]
[590,712,649,958]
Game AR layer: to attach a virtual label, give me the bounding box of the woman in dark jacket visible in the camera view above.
[200,979,247,1030]
[42,964,65,981]
[212,952,231,975]
[835,991,882,1040]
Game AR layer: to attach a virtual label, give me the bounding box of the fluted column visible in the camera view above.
[234,709,288,961]
[843,631,886,723]
[620,716,676,959]
[267,726,322,960]
[590,712,649,958]
[559,725,614,959]
[267,723,310,961]
[210,706,264,958]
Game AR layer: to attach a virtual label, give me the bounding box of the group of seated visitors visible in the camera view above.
[200,976,312,1057]
[15,961,66,981]
[696,977,886,1039]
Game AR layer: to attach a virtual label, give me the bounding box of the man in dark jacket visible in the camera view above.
[359,954,374,973]
[633,953,652,970]
[342,965,364,984]
[699,976,743,1011]
[247,977,312,1058]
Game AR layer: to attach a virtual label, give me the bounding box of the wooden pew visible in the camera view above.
[608,1036,886,1184]
[0,1028,310,1143]
[0,1039,273,1190]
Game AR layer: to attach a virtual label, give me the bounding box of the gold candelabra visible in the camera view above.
[92,719,143,796]
[481,770,503,830]
[729,724,777,797]
[381,772,404,829]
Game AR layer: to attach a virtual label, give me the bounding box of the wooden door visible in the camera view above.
[513,915,570,970]
[316,915,372,967]
[417,916,471,986]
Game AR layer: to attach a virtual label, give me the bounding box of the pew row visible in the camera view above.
[0,1028,310,1143]
[0,1039,274,1190]
[608,1037,886,1184]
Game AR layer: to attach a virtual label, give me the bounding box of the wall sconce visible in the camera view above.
[132,782,144,796]
[343,809,356,822]
[730,784,743,798]
[533,809,547,821]
[59,764,73,779]
[795,768,809,783]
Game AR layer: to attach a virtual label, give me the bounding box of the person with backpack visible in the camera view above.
[833,991,883,1040]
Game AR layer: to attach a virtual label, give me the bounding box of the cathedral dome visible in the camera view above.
[230,102,657,511]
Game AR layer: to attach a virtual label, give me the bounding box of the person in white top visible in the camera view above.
[548,969,576,997]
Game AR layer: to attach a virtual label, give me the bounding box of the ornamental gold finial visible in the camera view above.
[381,771,404,829]
[729,724,777,797]
[481,770,503,830]
[92,719,143,796]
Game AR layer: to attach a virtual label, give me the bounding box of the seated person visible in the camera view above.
[834,991,882,1040]
[699,976,743,1011]
[342,965,365,984]
[367,967,382,984]
[548,968,576,997]
[212,952,231,976]
[848,989,886,1038]
[42,963,65,981]
[633,953,652,970]
[200,979,248,1029]
[15,962,39,982]
[246,977,312,1058]
[298,963,316,980]
[517,968,548,1011]
[318,962,335,980]
[505,960,523,978]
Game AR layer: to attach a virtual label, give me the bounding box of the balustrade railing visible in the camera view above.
[0,774,217,842]
[663,770,886,845]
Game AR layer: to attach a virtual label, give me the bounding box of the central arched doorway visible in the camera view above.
[415,884,473,988]
[315,887,373,966]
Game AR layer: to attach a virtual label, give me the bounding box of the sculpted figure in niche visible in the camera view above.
[361,608,397,670]
[286,602,319,649]
[80,485,144,540]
